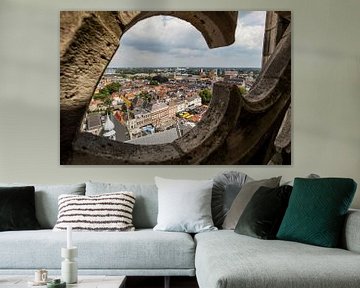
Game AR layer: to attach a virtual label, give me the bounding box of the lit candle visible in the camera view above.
[67,225,72,249]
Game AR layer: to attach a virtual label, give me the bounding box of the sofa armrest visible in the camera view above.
[342,209,360,253]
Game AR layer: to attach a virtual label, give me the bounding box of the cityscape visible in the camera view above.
[82,67,260,145]
[80,12,265,148]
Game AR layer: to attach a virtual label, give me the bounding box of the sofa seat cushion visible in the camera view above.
[0,229,195,271]
[195,230,360,288]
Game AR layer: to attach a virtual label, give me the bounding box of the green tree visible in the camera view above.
[149,80,159,86]
[199,88,212,105]
[152,75,168,83]
[121,103,127,112]
[104,98,112,108]
[106,82,121,94]
[93,82,121,109]
[238,86,247,95]
[139,92,151,102]
[93,92,107,101]
[94,82,121,99]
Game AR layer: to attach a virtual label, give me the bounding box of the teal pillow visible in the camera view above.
[277,178,357,247]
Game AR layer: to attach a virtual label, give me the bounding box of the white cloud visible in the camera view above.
[122,16,206,51]
[235,11,266,50]
[239,11,266,26]
[234,23,265,50]
[108,11,266,68]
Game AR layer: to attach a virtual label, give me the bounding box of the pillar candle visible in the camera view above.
[67,225,72,249]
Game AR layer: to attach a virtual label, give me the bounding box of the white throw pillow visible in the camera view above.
[153,177,217,233]
[53,192,135,231]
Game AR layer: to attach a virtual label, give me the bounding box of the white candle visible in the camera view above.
[67,225,72,249]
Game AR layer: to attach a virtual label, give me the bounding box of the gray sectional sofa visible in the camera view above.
[1,181,360,288]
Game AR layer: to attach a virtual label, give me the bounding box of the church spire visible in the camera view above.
[103,113,116,140]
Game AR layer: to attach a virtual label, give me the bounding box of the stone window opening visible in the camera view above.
[60,11,291,165]
[83,15,260,148]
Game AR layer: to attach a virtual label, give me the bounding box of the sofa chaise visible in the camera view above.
[195,211,360,288]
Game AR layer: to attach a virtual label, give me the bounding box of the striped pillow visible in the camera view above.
[53,192,136,231]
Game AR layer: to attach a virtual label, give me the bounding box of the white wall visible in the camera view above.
[0,0,359,208]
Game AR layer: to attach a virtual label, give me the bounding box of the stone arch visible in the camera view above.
[60,11,291,165]
[60,11,238,164]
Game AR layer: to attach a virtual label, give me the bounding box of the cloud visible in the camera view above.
[234,11,266,50]
[108,11,266,68]
[121,16,207,52]
[239,11,266,26]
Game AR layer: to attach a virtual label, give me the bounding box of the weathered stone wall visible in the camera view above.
[262,11,292,164]
[60,11,291,165]
[60,12,124,163]
[262,11,290,67]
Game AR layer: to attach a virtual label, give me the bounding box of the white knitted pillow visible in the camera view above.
[53,192,135,231]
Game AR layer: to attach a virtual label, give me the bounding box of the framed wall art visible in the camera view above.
[60,11,291,165]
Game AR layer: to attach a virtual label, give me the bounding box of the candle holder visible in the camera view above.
[61,247,78,284]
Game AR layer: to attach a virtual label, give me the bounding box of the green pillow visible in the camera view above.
[277,178,357,247]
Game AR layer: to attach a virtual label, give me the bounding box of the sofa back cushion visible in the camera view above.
[0,183,86,229]
[86,181,158,229]
[341,209,360,253]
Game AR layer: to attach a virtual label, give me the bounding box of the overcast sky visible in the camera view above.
[108,11,266,68]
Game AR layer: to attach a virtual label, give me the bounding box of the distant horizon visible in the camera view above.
[108,11,266,68]
[106,66,262,70]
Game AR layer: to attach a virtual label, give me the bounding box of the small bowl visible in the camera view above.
[47,279,66,288]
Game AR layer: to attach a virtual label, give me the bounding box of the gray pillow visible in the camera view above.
[283,173,320,186]
[153,177,217,233]
[212,171,252,228]
[222,177,281,230]
[0,183,86,228]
